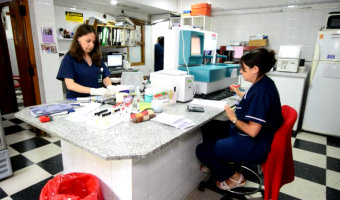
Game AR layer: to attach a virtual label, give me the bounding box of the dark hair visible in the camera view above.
[68,24,101,66]
[158,36,164,47]
[240,48,276,76]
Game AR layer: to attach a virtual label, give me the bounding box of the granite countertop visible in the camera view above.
[15,97,237,160]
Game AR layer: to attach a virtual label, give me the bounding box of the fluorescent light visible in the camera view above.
[111,0,118,5]
[152,19,164,23]
[70,7,76,10]
[288,5,295,8]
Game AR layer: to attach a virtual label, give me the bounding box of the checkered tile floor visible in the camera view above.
[0,90,339,200]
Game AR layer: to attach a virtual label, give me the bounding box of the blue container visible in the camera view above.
[144,94,153,103]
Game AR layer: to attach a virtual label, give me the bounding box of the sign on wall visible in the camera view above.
[65,11,83,23]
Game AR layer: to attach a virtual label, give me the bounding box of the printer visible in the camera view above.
[276,45,302,73]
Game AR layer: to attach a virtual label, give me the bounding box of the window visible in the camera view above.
[128,19,145,66]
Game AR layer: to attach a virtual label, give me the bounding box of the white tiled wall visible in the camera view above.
[177,0,340,13]
[61,128,205,200]
[28,0,63,104]
[213,7,340,62]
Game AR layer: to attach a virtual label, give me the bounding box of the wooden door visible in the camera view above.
[8,0,41,107]
[0,4,18,114]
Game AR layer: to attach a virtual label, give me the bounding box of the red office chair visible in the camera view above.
[13,76,21,89]
[261,105,297,200]
[199,105,297,200]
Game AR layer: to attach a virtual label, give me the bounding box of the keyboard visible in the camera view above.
[195,88,235,101]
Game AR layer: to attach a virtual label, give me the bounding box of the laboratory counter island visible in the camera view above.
[15,97,237,200]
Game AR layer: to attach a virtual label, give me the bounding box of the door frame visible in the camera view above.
[9,0,41,107]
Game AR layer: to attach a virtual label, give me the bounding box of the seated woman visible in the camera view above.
[196,48,283,190]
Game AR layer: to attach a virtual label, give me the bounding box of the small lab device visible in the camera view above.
[276,45,302,73]
[107,53,123,69]
[149,72,194,102]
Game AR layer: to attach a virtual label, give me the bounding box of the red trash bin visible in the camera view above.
[40,173,104,200]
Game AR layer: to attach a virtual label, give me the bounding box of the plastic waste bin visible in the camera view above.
[40,173,104,200]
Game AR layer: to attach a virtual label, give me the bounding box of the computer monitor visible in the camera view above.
[107,54,123,68]
[179,30,204,65]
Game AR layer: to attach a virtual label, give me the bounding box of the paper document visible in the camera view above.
[65,102,102,122]
[190,99,227,110]
[30,103,74,117]
[151,113,196,129]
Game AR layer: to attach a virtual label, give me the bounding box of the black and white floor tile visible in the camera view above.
[1,110,340,199]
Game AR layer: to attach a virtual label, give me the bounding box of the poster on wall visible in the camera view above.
[65,11,83,23]
[41,27,54,42]
[41,43,58,54]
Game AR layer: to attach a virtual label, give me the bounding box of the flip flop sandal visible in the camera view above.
[200,165,210,173]
[216,174,246,191]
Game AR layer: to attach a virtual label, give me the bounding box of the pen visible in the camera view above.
[70,103,88,106]
[50,110,75,116]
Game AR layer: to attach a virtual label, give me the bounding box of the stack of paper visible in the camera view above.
[190,99,227,110]
[65,102,102,122]
[151,113,196,129]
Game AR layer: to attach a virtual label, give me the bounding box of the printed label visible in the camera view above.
[211,33,217,40]
[319,34,323,39]
[327,55,335,59]
[98,75,103,83]
[331,34,340,39]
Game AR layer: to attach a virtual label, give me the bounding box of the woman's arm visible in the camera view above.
[224,105,262,137]
[103,77,112,87]
[65,78,91,94]
[230,85,244,98]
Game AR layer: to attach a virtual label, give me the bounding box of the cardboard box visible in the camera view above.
[191,3,211,16]
[248,39,269,46]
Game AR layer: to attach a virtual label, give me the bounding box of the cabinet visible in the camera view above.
[241,70,310,132]
[180,16,212,31]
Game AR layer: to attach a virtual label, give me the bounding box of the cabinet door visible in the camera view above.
[268,76,305,131]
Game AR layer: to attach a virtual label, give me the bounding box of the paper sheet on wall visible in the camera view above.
[233,46,244,58]
[323,63,340,79]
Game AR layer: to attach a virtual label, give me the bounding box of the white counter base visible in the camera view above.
[61,128,206,200]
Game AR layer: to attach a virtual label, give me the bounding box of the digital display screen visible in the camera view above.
[331,18,340,27]
[107,54,123,67]
[191,36,201,55]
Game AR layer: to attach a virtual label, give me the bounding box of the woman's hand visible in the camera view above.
[224,104,236,122]
[229,84,240,93]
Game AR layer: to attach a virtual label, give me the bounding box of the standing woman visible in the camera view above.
[57,24,116,98]
[154,36,164,72]
[196,48,283,190]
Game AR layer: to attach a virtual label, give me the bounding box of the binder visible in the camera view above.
[102,27,108,46]
[97,27,103,44]
[113,28,117,45]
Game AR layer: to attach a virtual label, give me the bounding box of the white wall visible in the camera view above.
[2,6,19,76]
[128,0,178,13]
[212,7,340,62]
[28,0,63,104]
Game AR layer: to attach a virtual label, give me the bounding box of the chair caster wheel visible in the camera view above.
[198,182,206,191]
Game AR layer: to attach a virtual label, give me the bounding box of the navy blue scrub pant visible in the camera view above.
[196,120,268,182]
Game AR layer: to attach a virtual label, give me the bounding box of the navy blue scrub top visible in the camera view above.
[56,53,111,98]
[230,75,283,152]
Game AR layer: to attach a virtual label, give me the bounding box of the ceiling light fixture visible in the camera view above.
[111,1,118,5]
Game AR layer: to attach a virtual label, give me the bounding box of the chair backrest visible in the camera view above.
[121,72,144,88]
[261,105,297,200]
